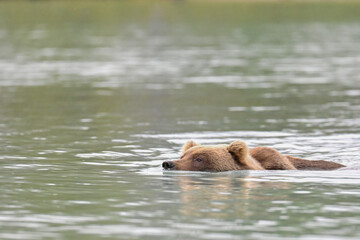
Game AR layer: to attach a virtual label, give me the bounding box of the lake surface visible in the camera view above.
[0,1,360,239]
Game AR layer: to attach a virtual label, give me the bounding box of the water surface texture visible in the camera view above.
[0,1,360,239]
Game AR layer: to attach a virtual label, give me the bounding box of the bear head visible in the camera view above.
[162,140,264,172]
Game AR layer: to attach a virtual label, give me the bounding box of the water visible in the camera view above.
[0,1,360,239]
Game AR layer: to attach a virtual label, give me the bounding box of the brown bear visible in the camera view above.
[162,140,345,171]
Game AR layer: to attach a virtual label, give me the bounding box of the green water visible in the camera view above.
[0,1,360,239]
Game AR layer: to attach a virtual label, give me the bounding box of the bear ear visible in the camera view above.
[182,140,199,153]
[227,140,249,165]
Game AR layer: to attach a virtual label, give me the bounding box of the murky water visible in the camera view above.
[1,1,360,239]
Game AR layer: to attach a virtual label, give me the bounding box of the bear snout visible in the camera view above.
[162,161,175,170]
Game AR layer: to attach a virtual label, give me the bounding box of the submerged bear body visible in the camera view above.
[162,140,345,172]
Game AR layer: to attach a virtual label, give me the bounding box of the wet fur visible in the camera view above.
[166,140,345,172]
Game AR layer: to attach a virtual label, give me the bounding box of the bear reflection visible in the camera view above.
[168,173,291,218]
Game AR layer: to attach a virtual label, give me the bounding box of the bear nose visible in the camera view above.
[162,161,175,170]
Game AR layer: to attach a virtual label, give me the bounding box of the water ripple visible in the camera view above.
[75,151,134,159]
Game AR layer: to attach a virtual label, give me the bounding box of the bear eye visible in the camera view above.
[194,157,203,162]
